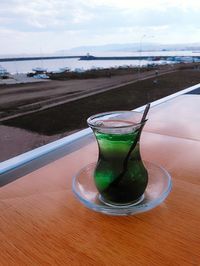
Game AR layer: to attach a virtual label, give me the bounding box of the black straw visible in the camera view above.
[141,103,151,124]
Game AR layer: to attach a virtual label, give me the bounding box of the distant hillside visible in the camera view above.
[59,42,200,53]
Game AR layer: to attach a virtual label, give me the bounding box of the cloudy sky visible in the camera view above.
[1,0,200,55]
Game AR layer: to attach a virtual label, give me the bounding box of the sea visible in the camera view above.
[0,51,199,74]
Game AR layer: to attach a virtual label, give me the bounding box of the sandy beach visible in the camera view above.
[1,64,200,162]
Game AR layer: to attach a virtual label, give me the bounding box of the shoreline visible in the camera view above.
[0,63,161,85]
[1,61,198,85]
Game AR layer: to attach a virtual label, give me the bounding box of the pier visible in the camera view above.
[1,55,200,63]
[79,55,200,61]
[0,55,80,62]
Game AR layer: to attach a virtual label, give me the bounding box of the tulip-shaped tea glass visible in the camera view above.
[87,111,148,207]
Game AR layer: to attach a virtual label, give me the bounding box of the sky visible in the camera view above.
[0,0,200,55]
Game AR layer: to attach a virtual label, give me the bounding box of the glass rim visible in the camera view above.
[87,110,144,130]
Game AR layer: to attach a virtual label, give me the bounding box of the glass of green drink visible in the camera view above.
[87,111,148,207]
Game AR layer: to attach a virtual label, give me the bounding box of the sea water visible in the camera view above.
[1,50,198,74]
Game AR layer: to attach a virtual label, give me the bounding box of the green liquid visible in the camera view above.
[94,130,148,204]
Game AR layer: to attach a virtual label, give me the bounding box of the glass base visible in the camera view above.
[99,194,145,208]
[72,161,172,216]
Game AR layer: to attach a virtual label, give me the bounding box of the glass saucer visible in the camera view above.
[72,161,172,216]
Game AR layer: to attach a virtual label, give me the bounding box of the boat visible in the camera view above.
[0,65,9,78]
[32,67,47,73]
[59,67,70,72]
[74,68,85,73]
[33,73,49,79]
[174,56,194,63]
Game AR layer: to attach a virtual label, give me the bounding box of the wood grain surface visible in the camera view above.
[0,95,200,265]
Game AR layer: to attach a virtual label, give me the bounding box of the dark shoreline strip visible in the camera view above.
[0,56,80,62]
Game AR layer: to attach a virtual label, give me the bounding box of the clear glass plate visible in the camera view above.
[72,161,172,216]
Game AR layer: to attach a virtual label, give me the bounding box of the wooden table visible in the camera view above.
[0,94,200,265]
